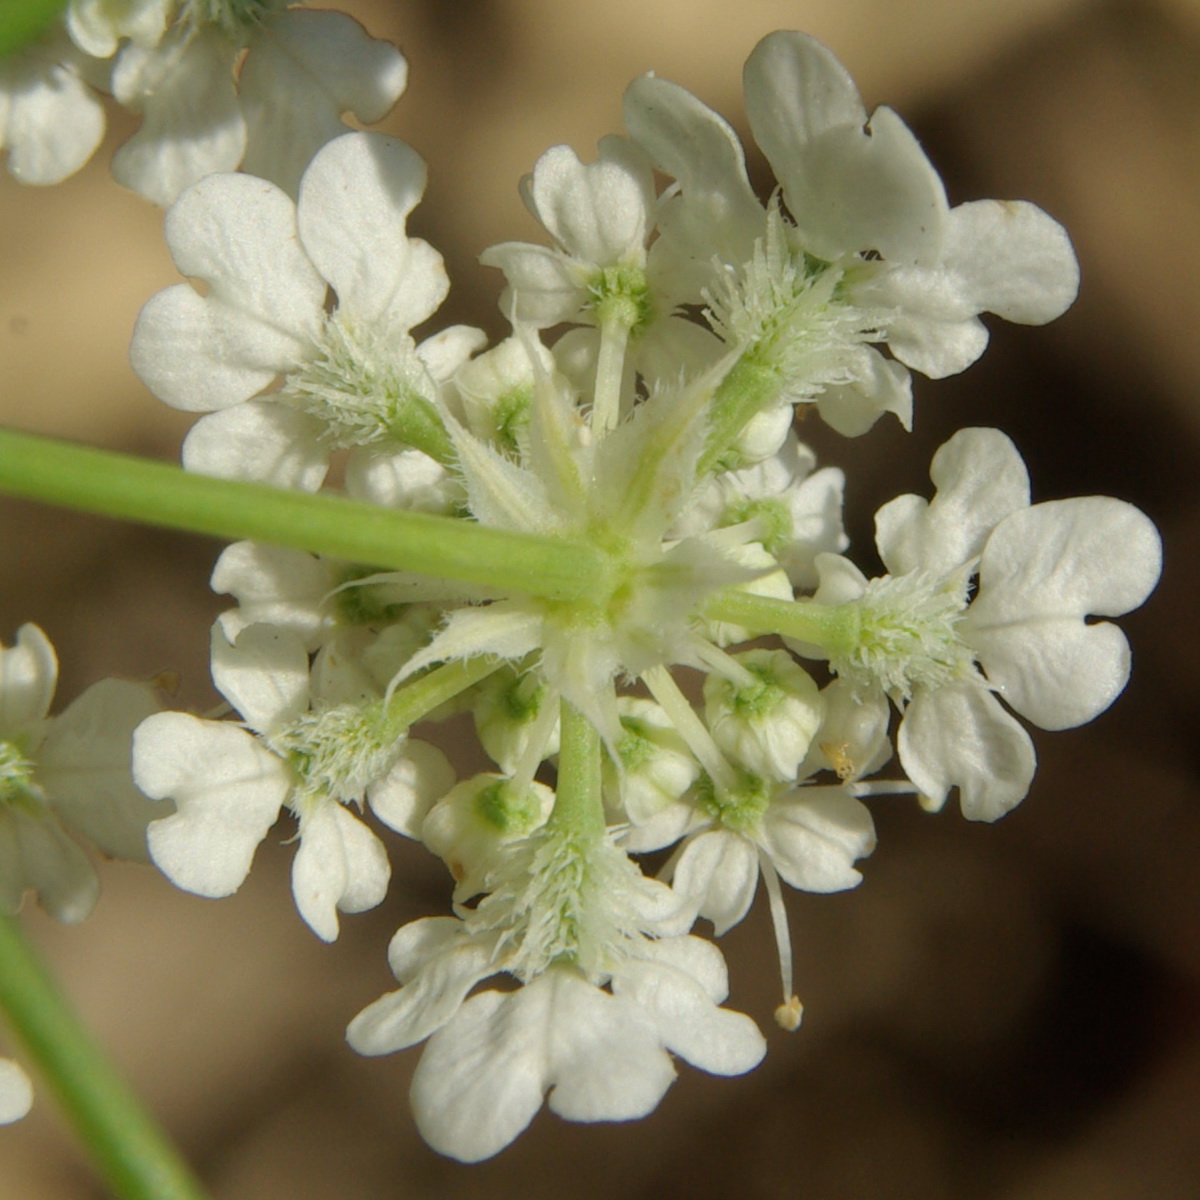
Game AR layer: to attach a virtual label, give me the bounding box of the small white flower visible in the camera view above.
[133,623,450,939]
[0,625,159,922]
[674,433,848,589]
[348,828,763,1162]
[811,428,1162,819]
[703,648,824,783]
[623,31,1079,436]
[130,131,479,490]
[480,139,657,332]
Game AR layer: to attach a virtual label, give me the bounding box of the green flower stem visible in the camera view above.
[549,700,604,841]
[0,428,608,603]
[382,657,501,734]
[697,355,782,476]
[0,914,209,1200]
[591,318,630,439]
[705,588,846,650]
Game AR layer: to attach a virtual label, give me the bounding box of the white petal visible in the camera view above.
[416,324,488,383]
[239,11,408,199]
[130,175,325,411]
[0,54,104,185]
[37,678,160,862]
[885,310,990,379]
[938,199,1079,325]
[296,132,448,332]
[210,623,310,734]
[0,1060,32,1125]
[623,73,763,279]
[963,498,1162,730]
[412,971,674,1163]
[875,427,1030,577]
[815,349,912,437]
[211,542,332,650]
[409,989,549,1162]
[135,712,288,896]
[525,143,649,267]
[744,35,945,265]
[181,402,330,490]
[613,957,765,1075]
[478,242,583,327]
[347,921,496,1054]
[632,933,729,1002]
[111,29,245,206]
[344,448,460,514]
[367,739,456,838]
[898,685,1036,821]
[0,623,57,735]
[671,830,758,935]
[291,802,389,941]
[743,32,866,157]
[760,787,875,892]
[0,806,98,923]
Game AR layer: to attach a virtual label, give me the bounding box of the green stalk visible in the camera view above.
[381,657,501,734]
[0,428,607,603]
[0,914,208,1200]
[697,355,783,476]
[549,700,604,841]
[705,588,844,649]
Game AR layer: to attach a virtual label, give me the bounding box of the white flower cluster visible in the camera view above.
[0,0,406,204]
[3,25,1162,1159]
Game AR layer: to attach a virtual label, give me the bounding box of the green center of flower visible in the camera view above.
[282,314,453,463]
[587,264,653,334]
[274,701,400,805]
[697,769,772,834]
[0,739,37,807]
[180,0,284,38]
[472,779,545,835]
[467,826,647,983]
[829,567,975,701]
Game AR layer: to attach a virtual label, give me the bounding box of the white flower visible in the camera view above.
[130,131,481,490]
[623,31,1079,436]
[605,697,700,846]
[0,1058,32,1125]
[670,779,876,936]
[132,623,451,939]
[811,428,1162,819]
[348,829,764,1162]
[111,4,408,206]
[0,625,159,922]
[673,433,848,589]
[480,139,657,332]
[703,648,824,783]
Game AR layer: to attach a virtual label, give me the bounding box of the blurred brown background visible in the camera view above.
[2,0,1200,1195]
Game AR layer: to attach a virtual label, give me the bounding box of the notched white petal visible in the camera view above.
[135,712,289,897]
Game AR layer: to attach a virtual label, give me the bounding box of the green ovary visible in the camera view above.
[0,740,37,807]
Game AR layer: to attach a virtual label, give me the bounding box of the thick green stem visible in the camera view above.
[549,700,604,841]
[0,914,208,1200]
[0,428,607,603]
